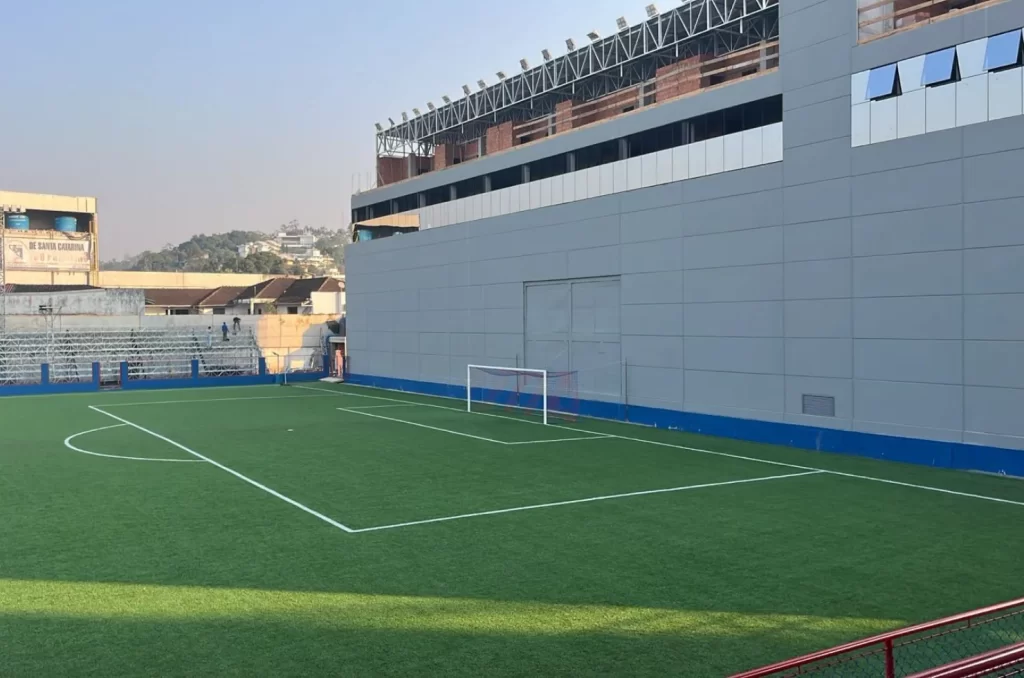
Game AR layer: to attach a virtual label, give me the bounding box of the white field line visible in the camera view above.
[88,406,356,533]
[350,471,826,533]
[337,407,508,444]
[298,385,583,431]
[297,385,1024,510]
[64,424,205,463]
[582,433,1024,508]
[100,394,334,408]
[816,470,1024,507]
[336,403,612,445]
[504,435,616,446]
[342,404,423,411]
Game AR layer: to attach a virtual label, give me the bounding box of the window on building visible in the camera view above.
[922,48,958,86]
[453,176,485,199]
[213,308,226,315]
[363,95,783,218]
[627,122,681,157]
[688,114,709,142]
[722,104,744,134]
[530,153,568,181]
[574,139,619,170]
[759,95,783,125]
[489,165,522,191]
[394,193,418,213]
[423,185,449,206]
[985,31,1022,71]
[287,307,299,315]
[866,63,900,99]
[705,109,726,138]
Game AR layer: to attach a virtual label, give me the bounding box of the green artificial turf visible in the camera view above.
[1,384,1022,677]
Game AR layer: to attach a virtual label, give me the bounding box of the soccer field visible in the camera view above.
[2,383,1022,677]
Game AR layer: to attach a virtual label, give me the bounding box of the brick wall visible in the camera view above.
[656,54,710,103]
[458,139,483,162]
[433,144,454,171]
[486,122,515,154]
[701,47,765,88]
[377,157,409,187]
[573,88,640,128]
[555,101,574,133]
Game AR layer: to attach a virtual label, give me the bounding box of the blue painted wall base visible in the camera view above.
[0,357,329,398]
[346,372,1024,478]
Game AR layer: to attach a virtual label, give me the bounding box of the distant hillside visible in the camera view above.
[103,223,346,276]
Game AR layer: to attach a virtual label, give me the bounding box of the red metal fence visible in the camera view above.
[907,641,1024,677]
[731,597,1024,678]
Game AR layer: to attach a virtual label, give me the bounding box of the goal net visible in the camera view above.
[466,365,579,425]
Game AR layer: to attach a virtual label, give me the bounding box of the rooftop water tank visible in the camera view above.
[54,216,77,232]
[6,214,29,230]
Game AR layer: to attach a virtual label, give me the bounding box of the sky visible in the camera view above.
[0,0,656,259]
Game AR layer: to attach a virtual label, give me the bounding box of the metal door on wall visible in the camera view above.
[524,277,621,403]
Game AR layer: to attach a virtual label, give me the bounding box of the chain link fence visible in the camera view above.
[732,598,1024,678]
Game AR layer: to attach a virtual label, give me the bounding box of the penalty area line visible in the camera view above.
[350,470,825,533]
[337,407,613,446]
[88,406,356,533]
[299,386,1024,511]
[337,407,509,444]
[342,404,424,411]
[504,435,616,446]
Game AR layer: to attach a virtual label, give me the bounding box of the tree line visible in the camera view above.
[101,224,347,276]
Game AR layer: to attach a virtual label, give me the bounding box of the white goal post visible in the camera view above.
[467,364,549,425]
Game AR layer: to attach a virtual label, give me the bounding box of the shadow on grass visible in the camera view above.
[0,578,905,677]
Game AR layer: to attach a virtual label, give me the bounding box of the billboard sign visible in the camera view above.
[4,233,92,271]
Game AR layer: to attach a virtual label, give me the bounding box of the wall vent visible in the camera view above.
[802,394,836,417]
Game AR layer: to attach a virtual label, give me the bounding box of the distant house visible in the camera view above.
[144,277,344,316]
[236,234,339,274]
[277,233,317,257]
[144,288,223,316]
[236,240,280,257]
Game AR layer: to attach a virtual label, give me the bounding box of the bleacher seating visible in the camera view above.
[0,328,262,385]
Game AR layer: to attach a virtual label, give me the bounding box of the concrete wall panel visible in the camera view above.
[347,4,1024,459]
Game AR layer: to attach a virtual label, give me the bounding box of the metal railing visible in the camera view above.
[908,641,1024,677]
[511,41,779,142]
[857,0,1004,42]
[731,597,1024,677]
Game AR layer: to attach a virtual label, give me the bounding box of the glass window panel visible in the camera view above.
[922,48,957,86]
[985,31,1022,71]
[866,63,898,99]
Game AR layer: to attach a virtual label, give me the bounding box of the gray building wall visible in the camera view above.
[5,289,144,316]
[348,0,1024,454]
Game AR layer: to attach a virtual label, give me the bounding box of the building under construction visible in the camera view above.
[347,0,1024,473]
[355,0,779,226]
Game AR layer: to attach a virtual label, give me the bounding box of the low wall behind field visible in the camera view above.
[5,313,335,374]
